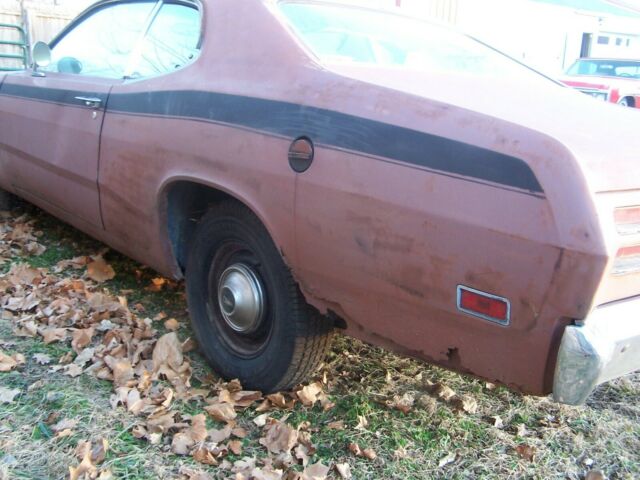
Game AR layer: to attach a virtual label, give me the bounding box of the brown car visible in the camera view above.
[0,0,639,405]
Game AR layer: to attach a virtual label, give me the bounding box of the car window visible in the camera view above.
[129,3,201,78]
[567,60,640,79]
[47,1,157,79]
[278,2,552,81]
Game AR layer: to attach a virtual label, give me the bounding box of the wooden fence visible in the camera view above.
[0,0,80,69]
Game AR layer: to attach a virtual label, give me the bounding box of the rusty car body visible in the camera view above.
[0,0,639,405]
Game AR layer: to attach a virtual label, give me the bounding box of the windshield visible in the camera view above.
[567,59,640,79]
[278,2,550,80]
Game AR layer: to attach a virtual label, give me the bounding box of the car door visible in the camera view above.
[0,1,159,228]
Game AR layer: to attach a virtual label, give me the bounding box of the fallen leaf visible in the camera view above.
[69,443,98,480]
[172,414,208,455]
[297,382,323,407]
[348,443,361,456]
[0,350,24,371]
[387,393,415,414]
[260,420,299,454]
[228,440,243,455]
[327,420,344,430]
[152,332,184,372]
[362,448,377,461]
[52,418,79,432]
[205,402,237,423]
[253,413,270,427]
[585,471,605,480]
[515,444,536,462]
[71,328,94,353]
[301,462,330,480]
[208,425,232,443]
[335,463,352,479]
[438,451,457,468]
[41,328,68,344]
[451,395,478,414]
[0,387,20,403]
[64,364,84,378]
[86,257,116,283]
[33,353,52,365]
[164,318,180,331]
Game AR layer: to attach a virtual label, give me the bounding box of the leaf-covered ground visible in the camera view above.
[0,203,638,480]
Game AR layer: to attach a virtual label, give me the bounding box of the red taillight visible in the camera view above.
[617,245,640,258]
[457,286,510,325]
[614,206,640,226]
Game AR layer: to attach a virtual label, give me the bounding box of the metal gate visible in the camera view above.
[0,22,27,71]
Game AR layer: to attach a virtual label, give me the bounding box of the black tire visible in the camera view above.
[185,201,334,393]
[0,188,16,211]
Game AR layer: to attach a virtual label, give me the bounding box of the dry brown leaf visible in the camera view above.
[362,448,377,460]
[0,386,20,403]
[301,462,330,480]
[208,425,232,443]
[52,418,79,432]
[438,451,457,468]
[327,420,344,430]
[387,393,415,414]
[205,402,237,423]
[109,358,134,387]
[260,420,299,454]
[41,328,68,344]
[0,350,24,372]
[232,427,248,438]
[64,364,84,378]
[297,382,324,407]
[164,318,180,331]
[172,414,208,455]
[253,413,270,427]
[348,443,361,456]
[68,448,98,480]
[228,439,243,455]
[71,328,95,353]
[515,444,536,462]
[86,257,116,283]
[433,384,456,401]
[335,463,352,479]
[33,353,52,365]
[355,415,368,431]
[585,471,605,480]
[451,395,478,414]
[152,332,183,372]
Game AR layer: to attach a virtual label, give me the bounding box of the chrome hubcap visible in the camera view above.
[217,263,265,334]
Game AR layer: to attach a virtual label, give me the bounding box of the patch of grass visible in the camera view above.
[1,204,639,480]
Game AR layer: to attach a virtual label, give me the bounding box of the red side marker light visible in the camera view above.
[457,286,510,326]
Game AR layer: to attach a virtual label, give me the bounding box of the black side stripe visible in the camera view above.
[1,83,108,106]
[1,84,544,195]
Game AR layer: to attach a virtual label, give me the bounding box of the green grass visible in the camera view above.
[1,203,639,479]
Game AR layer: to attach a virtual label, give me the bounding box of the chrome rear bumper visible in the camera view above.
[553,296,640,405]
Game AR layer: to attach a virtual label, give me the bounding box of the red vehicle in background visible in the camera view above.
[560,58,640,108]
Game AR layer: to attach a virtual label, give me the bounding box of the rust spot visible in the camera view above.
[446,347,461,368]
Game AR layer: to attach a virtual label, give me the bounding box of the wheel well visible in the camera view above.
[622,96,635,107]
[165,181,237,272]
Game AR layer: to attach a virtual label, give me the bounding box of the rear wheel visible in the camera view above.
[619,97,633,107]
[0,188,17,211]
[185,201,334,392]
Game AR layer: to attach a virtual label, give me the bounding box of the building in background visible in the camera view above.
[399,0,640,75]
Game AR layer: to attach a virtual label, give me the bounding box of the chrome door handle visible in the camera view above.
[74,96,102,109]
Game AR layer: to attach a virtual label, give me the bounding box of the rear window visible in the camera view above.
[278,2,548,80]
